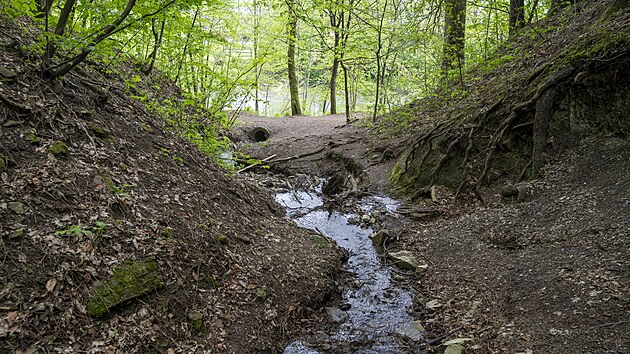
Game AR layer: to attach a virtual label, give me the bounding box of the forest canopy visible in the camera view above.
[2,0,564,120]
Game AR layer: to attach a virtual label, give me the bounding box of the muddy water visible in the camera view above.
[276,187,416,353]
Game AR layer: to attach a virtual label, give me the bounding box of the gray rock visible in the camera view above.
[370,229,390,247]
[444,344,464,354]
[387,250,428,273]
[500,184,519,198]
[0,66,17,81]
[326,307,348,323]
[7,202,25,214]
[398,320,426,341]
[3,120,23,128]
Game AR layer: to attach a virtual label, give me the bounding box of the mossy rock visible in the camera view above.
[86,259,163,317]
[49,141,69,157]
[0,66,17,82]
[24,132,40,145]
[89,122,109,138]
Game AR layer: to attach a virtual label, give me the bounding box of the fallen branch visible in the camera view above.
[236,154,277,173]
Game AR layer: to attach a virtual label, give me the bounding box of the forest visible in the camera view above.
[2,0,569,120]
[1,0,628,353]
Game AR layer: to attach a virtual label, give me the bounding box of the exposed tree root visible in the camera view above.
[473,67,575,201]
[0,91,32,112]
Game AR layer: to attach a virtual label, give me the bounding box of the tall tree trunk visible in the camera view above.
[143,17,166,75]
[44,0,77,67]
[442,0,466,85]
[287,0,302,116]
[175,6,199,85]
[36,0,54,18]
[342,61,350,123]
[330,56,339,114]
[372,0,387,122]
[509,0,525,35]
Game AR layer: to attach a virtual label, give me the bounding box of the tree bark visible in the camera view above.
[329,50,340,115]
[142,17,166,75]
[44,0,77,67]
[442,0,466,85]
[509,0,525,35]
[287,0,302,116]
[45,0,137,78]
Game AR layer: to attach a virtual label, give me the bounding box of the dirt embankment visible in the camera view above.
[0,19,344,353]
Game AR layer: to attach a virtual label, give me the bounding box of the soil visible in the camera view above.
[237,114,629,353]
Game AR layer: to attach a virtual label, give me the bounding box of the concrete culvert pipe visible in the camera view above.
[249,127,270,142]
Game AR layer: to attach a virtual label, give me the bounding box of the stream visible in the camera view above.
[274,184,420,353]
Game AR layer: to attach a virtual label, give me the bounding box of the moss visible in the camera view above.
[255,287,267,301]
[86,258,163,317]
[24,132,40,145]
[189,311,204,332]
[49,141,69,157]
[89,122,109,138]
[160,227,172,239]
[205,273,218,289]
[310,234,330,248]
[140,124,154,134]
[216,234,228,245]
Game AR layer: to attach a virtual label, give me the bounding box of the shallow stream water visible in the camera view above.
[275,186,417,353]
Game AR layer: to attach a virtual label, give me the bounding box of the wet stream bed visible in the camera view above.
[274,183,423,353]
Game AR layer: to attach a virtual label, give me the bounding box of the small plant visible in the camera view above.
[55,225,92,237]
[55,221,108,238]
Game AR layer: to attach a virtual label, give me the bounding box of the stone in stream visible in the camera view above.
[398,320,426,341]
[387,250,428,273]
[370,228,390,247]
[326,306,348,323]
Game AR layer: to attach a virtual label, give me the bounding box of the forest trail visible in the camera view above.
[235,112,395,192]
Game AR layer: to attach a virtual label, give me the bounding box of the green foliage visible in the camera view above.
[55,221,107,238]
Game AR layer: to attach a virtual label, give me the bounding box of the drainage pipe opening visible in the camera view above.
[249,127,270,142]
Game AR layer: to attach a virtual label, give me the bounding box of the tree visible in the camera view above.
[442,0,466,84]
[287,0,303,115]
[509,0,525,35]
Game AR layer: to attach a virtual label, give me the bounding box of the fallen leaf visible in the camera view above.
[46,278,57,292]
[6,312,17,325]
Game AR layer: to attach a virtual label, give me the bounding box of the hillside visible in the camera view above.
[0,17,343,353]
[385,0,629,201]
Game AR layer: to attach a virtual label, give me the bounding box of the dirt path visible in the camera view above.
[235,112,394,191]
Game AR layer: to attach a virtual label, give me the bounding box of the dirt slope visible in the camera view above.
[0,19,343,353]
